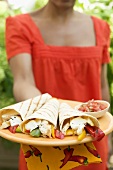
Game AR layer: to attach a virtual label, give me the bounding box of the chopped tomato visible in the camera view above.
[100,104,107,110]
[78,99,107,112]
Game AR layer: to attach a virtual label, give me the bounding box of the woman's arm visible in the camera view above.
[101,63,113,166]
[9,53,41,102]
[101,64,110,102]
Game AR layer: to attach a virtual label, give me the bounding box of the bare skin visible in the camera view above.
[9,53,41,102]
[29,5,95,47]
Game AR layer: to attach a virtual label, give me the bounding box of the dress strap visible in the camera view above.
[26,14,45,45]
[92,16,105,46]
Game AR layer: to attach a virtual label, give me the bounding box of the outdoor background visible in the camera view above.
[0,0,113,169]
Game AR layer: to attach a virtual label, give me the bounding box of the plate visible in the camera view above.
[0,100,113,146]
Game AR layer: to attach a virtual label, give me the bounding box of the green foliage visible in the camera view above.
[0,2,22,108]
[34,0,48,9]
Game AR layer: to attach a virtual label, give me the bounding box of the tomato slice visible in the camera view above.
[8,125,18,133]
[55,129,60,139]
[60,132,65,139]
[55,130,64,139]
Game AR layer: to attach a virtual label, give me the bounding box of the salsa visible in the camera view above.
[78,100,107,112]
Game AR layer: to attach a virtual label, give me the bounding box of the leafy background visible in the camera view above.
[0,0,113,168]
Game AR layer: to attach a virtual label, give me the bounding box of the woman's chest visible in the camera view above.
[32,18,96,47]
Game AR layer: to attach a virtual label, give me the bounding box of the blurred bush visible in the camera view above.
[0,1,21,108]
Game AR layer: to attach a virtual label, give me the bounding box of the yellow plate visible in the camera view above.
[0,99,113,146]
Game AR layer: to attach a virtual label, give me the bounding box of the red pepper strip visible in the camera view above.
[25,129,30,134]
[84,124,105,141]
[69,155,88,165]
[60,147,74,168]
[24,150,33,158]
[84,143,100,158]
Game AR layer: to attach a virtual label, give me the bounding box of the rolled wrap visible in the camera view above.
[0,93,52,129]
[59,103,103,141]
[20,98,60,138]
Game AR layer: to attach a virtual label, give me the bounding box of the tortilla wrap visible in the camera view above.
[0,93,52,129]
[20,98,60,138]
[59,103,100,138]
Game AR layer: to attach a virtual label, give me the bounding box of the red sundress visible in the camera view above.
[6,13,110,170]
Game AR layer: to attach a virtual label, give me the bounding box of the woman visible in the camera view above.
[5,0,111,169]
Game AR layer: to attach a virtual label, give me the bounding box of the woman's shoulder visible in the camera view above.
[92,15,110,39]
[6,13,37,35]
[6,8,42,28]
[6,13,37,42]
[92,15,110,31]
[77,12,109,27]
[76,12,109,27]
[6,13,30,25]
